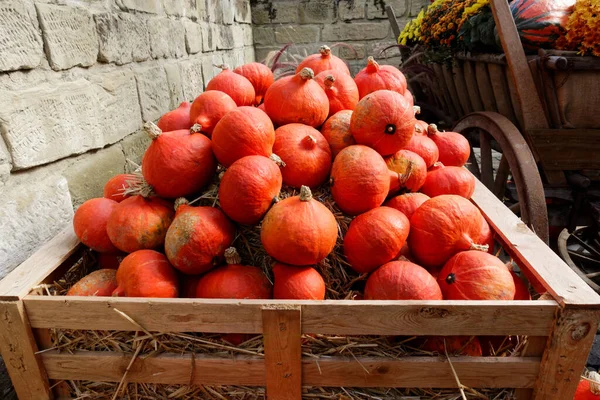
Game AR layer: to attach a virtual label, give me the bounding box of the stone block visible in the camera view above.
[164,62,186,107]
[234,0,252,23]
[36,3,98,71]
[221,0,234,25]
[201,22,217,52]
[196,0,207,21]
[243,46,255,64]
[378,56,403,67]
[134,65,171,122]
[274,25,320,44]
[299,0,335,24]
[0,1,44,72]
[322,22,389,41]
[367,0,406,19]
[252,1,297,25]
[231,48,246,68]
[217,25,234,50]
[338,0,365,20]
[88,69,143,145]
[182,19,203,54]
[241,24,253,46]
[63,145,126,207]
[0,139,11,183]
[339,43,366,60]
[409,0,429,16]
[117,0,163,14]
[205,0,223,23]
[163,0,197,18]
[95,13,151,65]
[253,26,275,46]
[148,18,187,59]
[120,130,151,169]
[0,173,73,279]
[0,80,103,169]
[179,58,204,101]
[232,25,245,49]
[201,53,223,85]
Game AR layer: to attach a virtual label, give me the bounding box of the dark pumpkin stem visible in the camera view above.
[299,67,315,80]
[319,45,331,57]
[190,123,202,133]
[324,75,335,89]
[143,121,162,140]
[174,197,189,211]
[224,247,242,265]
[299,185,313,201]
[385,124,396,135]
[446,273,456,285]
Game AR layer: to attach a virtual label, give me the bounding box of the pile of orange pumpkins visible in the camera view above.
[70,45,533,318]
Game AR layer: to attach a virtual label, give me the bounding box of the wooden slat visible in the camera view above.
[41,351,541,389]
[0,301,51,400]
[442,65,464,115]
[532,309,600,399]
[487,63,518,124]
[452,62,473,114]
[23,296,558,336]
[463,61,484,112]
[528,129,600,170]
[262,306,301,399]
[480,130,494,188]
[514,336,549,400]
[475,61,498,112]
[33,328,71,398]
[0,226,80,301]
[433,63,459,120]
[471,179,600,307]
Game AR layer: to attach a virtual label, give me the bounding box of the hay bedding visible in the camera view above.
[38,179,519,399]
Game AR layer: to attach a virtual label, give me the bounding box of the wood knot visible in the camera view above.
[571,322,591,341]
[375,365,389,374]
[419,307,449,318]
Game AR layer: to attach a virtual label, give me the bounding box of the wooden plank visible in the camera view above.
[442,65,464,115]
[0,301,51,400]
[514,336,549,400]
[528,129,600,170]
[487,63,518,125]
[463,61,484,112]
[452,62,473,114]
[506,67,525,130]
[42,351,541,389]
[33,329,71,398]
[24,296,558,336]
[0,226,80,301]
[480,130,494,188]
[471,179,600,307]
[532,308,600,399]
[475,61,498,112]
[385,5,401,40]
[262,306,301,400]
[433,63,459,120]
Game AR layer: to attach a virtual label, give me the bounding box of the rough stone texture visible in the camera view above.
[95,13,151,65]
[182,19,203,54]
[232,25,245,49]
[36,3,98,71]
[409,0,430,16]
[221,0,234,25]
[0,173,74,279]
[205,0,223,23]
[243,46,255,64]
[0,79,103,169]
[367,0,406,19]
[63,146,126,207]
[339,0,365,20]
[0,139,11,183]
[120,130,151,169]
[370,41,403,59]
[340,42,366,60]
[88,69,143,145]
[201,22,217,52]
[242,24,253,46]
[201,53,223,84]
[134,64,171,122]
[0,1,44,72]
[253,26,275,46]
[216,25,234,50]
[163,0,197,19]
[274,25,320,44]
[117,0,163,14]
[179,58,204,101]
[252,1,297,25]
[234,0,252,23]
[298,0,335,24]
[148,17,186,59]
[164,62,186,107]
[322,22,389,41]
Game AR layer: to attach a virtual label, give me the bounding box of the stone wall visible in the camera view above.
[0,0,255,278]
[251,0,429,75]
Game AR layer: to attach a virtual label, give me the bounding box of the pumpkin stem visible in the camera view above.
[427,124,439,136]
[385,124,396,135]
[303,135,317,148]
[269,153,286,167]
[190,123,202,133]
[299,67,315,80]
[119,170,155,198]
[324,75,335,89]
[397,255,410,262]
[432,161,445,168]
[589,371,600,395]
[413,106,421,115]
[224,247,242,265]
[470,243,490,252]
[415,124,423,134]
[174,197,189,211]
[214,63,230,70]
[299,185,313,201]
[143,121,162,140]
[366,56,380,72]
[445,272,456,284]
[319,45,331,57]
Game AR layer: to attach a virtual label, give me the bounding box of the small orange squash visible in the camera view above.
[113,250,178,298]
[420,165,476,199]
[233,62,275,105]
[273,263,326,300]
[364,260,442,300]
[354,56,408,99]
[315,70,359,117]
[73,198,119,253]
[427,124,471,167]
[206,64,255,106]
[384,192,430,220]
[386,149,427,193]
[189,91,237,137]
[157,101,192,132]
[574,372,600,400]
[403,135,439,168]
[67,269,118,296]
[103,174,135,203]
[296,45,350,76]
[320,110,355,158]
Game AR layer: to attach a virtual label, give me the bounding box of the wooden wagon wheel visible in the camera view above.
[454,111,549,244]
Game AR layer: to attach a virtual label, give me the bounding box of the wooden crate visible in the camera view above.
[1,180,600,400]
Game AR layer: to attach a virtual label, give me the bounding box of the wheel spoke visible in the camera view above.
[480,130,493,188]
[466,145,481,179]
[493,155,509,199]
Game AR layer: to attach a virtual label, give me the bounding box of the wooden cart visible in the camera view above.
[388,0,600,246]
[1,180,600,399]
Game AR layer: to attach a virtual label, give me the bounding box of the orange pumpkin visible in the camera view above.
[420,165,476,199]
[403,135,439,168]
[113,250,179,298]
[574,373,600,400]
[106,195,175,253]
[315,69,359,117]
[320,110,356,158]
[157,101,192,132]
[427,124,471,167]
[422,336,483,356]
[196,247,272,299]
[261,186,338,265]
[273,124,332,188]
[479,218,495,254]
[73,198,119,253]
[273,263,326,300]
[354,56,407,99]
[438,251,516,300]
[211,106,276,167]
[264,67,329,128]
[233,62,275,105]
[189,90,237,137]
[165,199,236,275]
[511,270,532,300]
[350,90,415,156]
[414,120,429,136]
[364,260,442,300]
[409,195,488,268]
[331,145,390,215]
[344,207,410,274]
[296,45,350,75]
[386,149,427,193]
[205,64,255,106]
[67,269,118,296]
[103,174,135,203]
[384,192,430,220]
